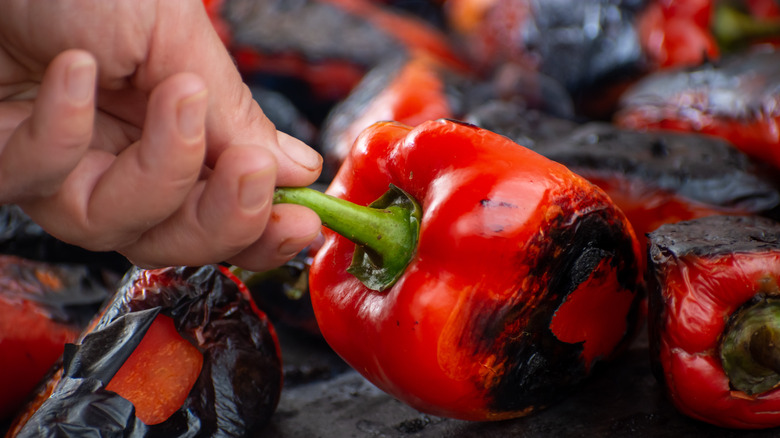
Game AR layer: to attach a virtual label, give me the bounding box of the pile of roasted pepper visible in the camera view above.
[4,0,780,435]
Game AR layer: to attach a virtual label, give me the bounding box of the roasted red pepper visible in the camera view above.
[7,265,282,437]
[615,48,780,170]
[0,255,114,422]
[206,0,464,105]
[647,215,780,429]
[274,119,643,421]
[320,53,574,179]
[637,0,719,68]
[527,123,780,265]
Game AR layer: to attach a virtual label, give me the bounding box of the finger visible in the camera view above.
[23,72,208,251]
[0,49,95,202]
[227,203,322,272]
[118,145,281,268]
[273,130,323,187]
[132,1,323,187]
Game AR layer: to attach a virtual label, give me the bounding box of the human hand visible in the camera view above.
[0,0,323,271]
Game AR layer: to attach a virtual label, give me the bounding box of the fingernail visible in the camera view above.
[66,58,96,104]
[278,132,323,171]
[278,233,319,259]
[238,167,275,212]
[177,89,208,142]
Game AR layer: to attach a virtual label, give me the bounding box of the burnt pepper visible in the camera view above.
[273,119,643,421]
[647,215,780,429]
[7,265,282,437]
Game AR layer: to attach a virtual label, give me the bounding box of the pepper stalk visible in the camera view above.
[713,3,780,52]
[720,297,780,395]
[273,185,422,292]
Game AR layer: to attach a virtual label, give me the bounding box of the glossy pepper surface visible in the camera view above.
[647,215,780,429]
[276,119,644,421]
[7,265,282,437]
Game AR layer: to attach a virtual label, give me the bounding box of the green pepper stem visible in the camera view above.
[713,4,780,51]
[749,325,780,373]
[273,186,421,291]
[720,297,780,395]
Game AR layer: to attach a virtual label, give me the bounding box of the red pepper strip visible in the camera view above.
[0,299,77,421]
[321,0,468,71]
[276,119,643,421]
[104,314,203,425]
[648,215,780,429]
[637,0,719,68]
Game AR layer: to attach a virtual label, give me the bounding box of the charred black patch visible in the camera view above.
[478,200,641,414]
[479,199,518,209]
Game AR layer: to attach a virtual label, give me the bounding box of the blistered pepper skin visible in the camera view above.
[309,119,643,421]
[648,215,780,429]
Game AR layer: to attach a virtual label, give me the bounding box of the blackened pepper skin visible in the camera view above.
[615,48,780,170]
[8,265,282,438]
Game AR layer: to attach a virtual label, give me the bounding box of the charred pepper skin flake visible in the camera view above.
[307,119,644,421]
[8,265,282,438]
[648,215,780,429]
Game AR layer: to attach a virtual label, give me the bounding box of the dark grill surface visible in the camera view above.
[263,326,780,438]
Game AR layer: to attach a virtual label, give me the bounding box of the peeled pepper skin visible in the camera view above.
[309,119,644,421]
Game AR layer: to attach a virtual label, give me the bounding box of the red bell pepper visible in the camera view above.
[647,215,780,429]
[528,123,780,268]
[273,119,643,421]
[443,0,648,115]
[615,48,780,170]
[7,265,282,437]
[636,0,719,68]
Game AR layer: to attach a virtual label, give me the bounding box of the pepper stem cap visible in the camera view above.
[273,185,421,291]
